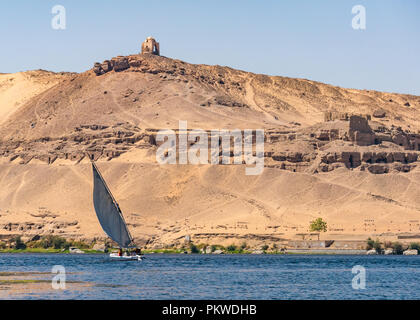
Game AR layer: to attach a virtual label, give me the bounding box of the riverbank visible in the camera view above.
[0,248,366,255]
[0,248,104,254]
[2,235,419,255]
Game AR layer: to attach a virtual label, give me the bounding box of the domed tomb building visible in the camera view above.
[141,36,160,55]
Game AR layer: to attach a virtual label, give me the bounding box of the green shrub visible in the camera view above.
[70,240,90,249]
[409,242,420,251]
[373,239,382,254]
[25,241,38,248]
[392,242,404,255]
[189,243,199,254]
[37,235,70,249]
[39,235,53,249]
[196,243,207,250]
[261,244,269,251]
[366,238,375,250]
[227,245,237,252]
[13,236,26,250]
[52,237,67,249]
[309,218,327,232]
[26,235,73,250]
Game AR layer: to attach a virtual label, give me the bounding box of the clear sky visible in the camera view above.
[0,0,419,95]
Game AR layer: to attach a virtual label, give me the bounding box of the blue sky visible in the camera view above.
[0,0,419,94]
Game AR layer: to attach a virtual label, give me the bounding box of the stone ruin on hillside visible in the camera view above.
[141,36,160,55]
[93,56,130,76]
[93,36,160,76]
[324,111,371,122]
[347,115,375,146]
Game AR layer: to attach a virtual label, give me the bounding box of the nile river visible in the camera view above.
[1,253,420,299]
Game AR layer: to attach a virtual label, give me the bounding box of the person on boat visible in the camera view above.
[118,248,122,256]
[135,248,141,256]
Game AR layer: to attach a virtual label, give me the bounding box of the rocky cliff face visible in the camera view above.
[262,115,420,175]
[0,54,420,247]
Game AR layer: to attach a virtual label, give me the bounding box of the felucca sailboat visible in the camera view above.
[91,161,142,261]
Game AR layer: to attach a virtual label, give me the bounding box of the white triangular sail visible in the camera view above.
[92,162,133,248]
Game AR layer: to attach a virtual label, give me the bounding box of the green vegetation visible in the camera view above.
[0,248,64,253]
[373,240,382,254]
[366,239,420,255]
[142,248,185,254]
[0,235,101,253]
[70,240,91,250]
[13,236,26,250]
[226,245,237,252]
[409,242,420,251]
[366,238,376,250]
[170,243,254,254]
[189,243,200,254]
[392,242,404,255]
[309,218,327,233]
[366,238,383,253]
[222,244,255,254]
[26,235,71,250]
[0,272,50,276]
[208,244,225,252]
[8,235,420,256]
[0,279,52,284]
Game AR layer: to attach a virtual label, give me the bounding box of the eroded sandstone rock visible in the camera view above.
[368,164,389,174]
[113,57,130,72]
[373,109,386,118]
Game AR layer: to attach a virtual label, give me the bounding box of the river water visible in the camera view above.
[1,253,419,299]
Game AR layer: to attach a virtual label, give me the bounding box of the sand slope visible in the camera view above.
[0,71,73,125]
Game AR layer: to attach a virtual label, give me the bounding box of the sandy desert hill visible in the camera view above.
[1,52,420,249]
[0,70,75,125]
